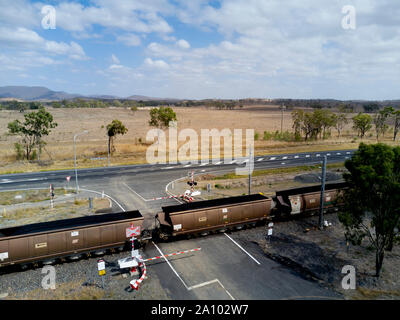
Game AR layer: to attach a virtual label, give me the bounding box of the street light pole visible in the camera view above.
[319,155,327,230]
[74,130,89,194]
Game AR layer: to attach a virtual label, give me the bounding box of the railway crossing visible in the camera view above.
[118,224,202,291]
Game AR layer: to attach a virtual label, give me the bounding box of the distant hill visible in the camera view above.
[126,95,179,102]
[0,86,83,101]
[0,86,180,102]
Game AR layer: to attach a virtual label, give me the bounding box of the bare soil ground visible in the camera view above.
[0,191,110,229]
[0,105,393,174]
[233,214,400,300]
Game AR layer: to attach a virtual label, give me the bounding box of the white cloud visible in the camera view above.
[176,39,190,49]
[116,33,141,46]
[111,54,120,64]
[0,27,87,61]
[144,57,170,69]
[54,1,174,34]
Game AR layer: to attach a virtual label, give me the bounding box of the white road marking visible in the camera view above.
[188,279,235,300]
[270,157,276,160]
[79,188,125,211]
[282,156,288,160]
[214,161,222,165]
[294,155,299,159]
[257,158,264,162]
[316,154,321,157]
[152,242,235,300]
[200,163,208,166]
[281,162,286,165]
[163,166,175,170]
[201,169,206,172]
[165,177,185,204]
[326,153,331,156]
[346,152,351,154]
[152,242,189,289]
[229,160,237,164]
[0,292,8,299]
[336,152,341,155]
[122,182,150,202]
[224,233,261,265]
[184,164,192,167]
[305,155,310,158]
[0,178,46,184]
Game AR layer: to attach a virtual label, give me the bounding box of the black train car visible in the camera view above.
[273,181,347,217]
[156,194,273,239]
[0,210,143,268]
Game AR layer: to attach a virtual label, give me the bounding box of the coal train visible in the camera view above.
[0,182,346,269]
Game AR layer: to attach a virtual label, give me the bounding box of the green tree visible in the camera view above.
[332,112,348,138]
[291,109,304,140]
[352,113,372,138]
[373,107,392,141]
[149,106,177,130]
[113,100,122,107]
[29,102,42,110]
[338,143,400,277]
[392,109,400,142]
[7,107,58,160]
[106,119,128,155]
[52,101,62,108]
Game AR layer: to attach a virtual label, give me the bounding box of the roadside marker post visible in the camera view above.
[267,222,274,243]
[97,259,106,289]
[49,184,54,209]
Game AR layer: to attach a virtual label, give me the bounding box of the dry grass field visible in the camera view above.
[0,105,397,174]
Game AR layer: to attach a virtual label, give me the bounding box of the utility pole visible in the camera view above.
[107,143,110,167]
[319,155,327,230]
[281,104,285,133]
[74,130,89,194]
[248,149,252,195]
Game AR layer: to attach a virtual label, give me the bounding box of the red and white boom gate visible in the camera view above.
[152,171,201,203]
[118,224,202,291]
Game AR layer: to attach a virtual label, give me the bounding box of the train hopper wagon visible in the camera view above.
[0,210,144,268]
[156,194,272,239]
[274,181,347,216]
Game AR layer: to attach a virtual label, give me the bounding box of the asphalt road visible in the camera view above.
[0,149,354,197]
[0,149,354,300]
[142,233,340,300]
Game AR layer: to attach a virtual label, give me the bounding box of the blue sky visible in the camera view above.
[0,0,399,100]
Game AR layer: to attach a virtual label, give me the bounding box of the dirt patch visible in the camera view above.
[233,214,400,300]
[294,171,342,183]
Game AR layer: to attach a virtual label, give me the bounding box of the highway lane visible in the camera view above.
[0,149,355,192]
[0,149,355,219]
